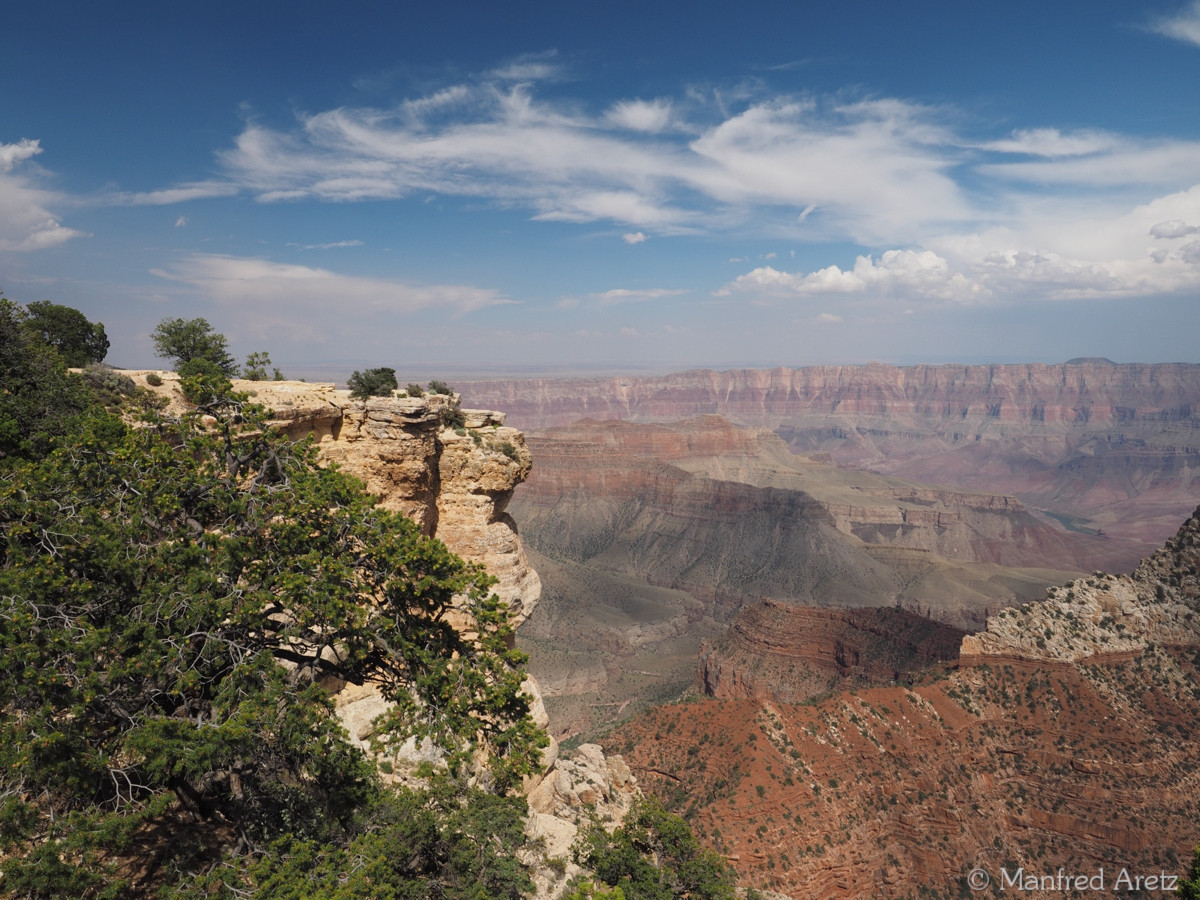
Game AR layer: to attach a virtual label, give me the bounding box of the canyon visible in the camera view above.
[606,506,1200,898]
[461,361,1200,555]
[156,368,1200,898]
[509,414,1103,740]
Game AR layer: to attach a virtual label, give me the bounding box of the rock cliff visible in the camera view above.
[961,504,1200,664]
[227,380,638,898]
[237,380,541,625]
[462,362,1200,559]
[697,602,965,704]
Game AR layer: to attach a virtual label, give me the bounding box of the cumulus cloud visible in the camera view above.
[622,231,648,244]
[0,139,86,251]
[1148,0,1200,47]
[720,250,983,303]
[1150,219,1200,238]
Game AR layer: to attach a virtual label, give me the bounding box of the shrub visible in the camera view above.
[145,372,163,387]
[427,379,452,395]
[80,364,138,410]
[405,382,425,398]
[441,407,466,430]
[177,357,233,405]
[348,367,398,400]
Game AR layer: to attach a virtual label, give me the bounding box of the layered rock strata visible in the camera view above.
[698,601,965,703]
[462,362,1200,556]
[607,507,1200,898]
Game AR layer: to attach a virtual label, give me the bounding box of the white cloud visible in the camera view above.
[151,254,512,333]
[177,67,1200,305]
[175,215,188,228]
[559,287,686,308]
[592,288,685,305]
[720,250,983,303]
[1148,0,1200,47]
[1150,219,1200,238]
[288,239,365,250]
[113,182,240,205]
[0,138,42,172]
[979,128,1120,158]
[815,312,843,323]
[606,99,673,132]
[0,139,86,252]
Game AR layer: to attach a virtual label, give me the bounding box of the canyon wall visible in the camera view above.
[462,362,1200,555]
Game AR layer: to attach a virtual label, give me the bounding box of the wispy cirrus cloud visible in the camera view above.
[123,60,1200,309]
[151,254,512,342]
[557,286,687,309]
[0,139,86,251]
[1147,0,1200,47]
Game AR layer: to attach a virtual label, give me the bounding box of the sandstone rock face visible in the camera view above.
[462,362,1200,558]
[241,381,540,625]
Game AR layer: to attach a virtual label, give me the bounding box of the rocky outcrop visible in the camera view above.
[225,380,639,898]
[961,504,1200,664]
[239,380,540,624]
[698,601,964,703]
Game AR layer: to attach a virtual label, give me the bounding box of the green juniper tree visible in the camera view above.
[150,316,238,376]
[0,375,545,896]
[20,300,109,367]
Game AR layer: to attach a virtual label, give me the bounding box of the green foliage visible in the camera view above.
[441,406,467,430]
[405,382,425,398]
[0,395,545,896]
[573,797,739,899]
[347,366,399,400]
[20,300,109,367]
[1179,846,1200,900]
[144,371,163,387]
[0,297,103,464]
[242,350,283,381]
[178,781,535,899]
[177,356,235,405]
[150,316,237,376]
[427,378,452,395]
[78,363,138,412]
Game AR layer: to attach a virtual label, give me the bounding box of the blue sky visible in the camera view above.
[3,0,1200,378]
